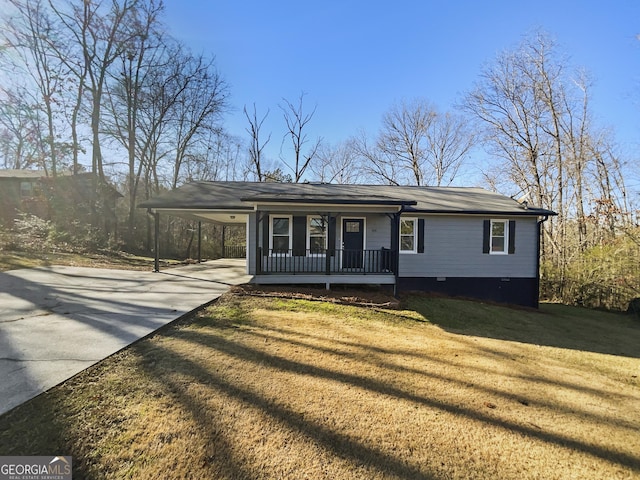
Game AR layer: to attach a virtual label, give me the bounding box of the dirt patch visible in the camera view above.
[230,284,401,308]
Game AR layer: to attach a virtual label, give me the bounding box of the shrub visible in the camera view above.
[541,235,640,311]
[11,213,54,251]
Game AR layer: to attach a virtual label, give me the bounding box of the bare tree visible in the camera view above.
[355,99,474,186]
[106,32,227,235]
[169,53,227,188]
[244,103,271,181]
[280,92,321,182]
[131,40,186,194]
[103,0,164,238]
[0,89,45,169]
[377,100,435,185]
[49,0,140,180]
[190,131,243,181]
[40,0,88,175]
[4,0,72,175]
[424,110,475,186]
[309,140,363,184]
[464,33,560,261]
[352,129,400,185]
[463,30,630,267]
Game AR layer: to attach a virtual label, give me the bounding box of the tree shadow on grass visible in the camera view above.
[403,295,640,358]
[131,340,438,480]
[235,324,640,432]
[156,326,640,474]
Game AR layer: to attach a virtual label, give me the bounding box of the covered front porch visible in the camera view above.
[249,208,402,290]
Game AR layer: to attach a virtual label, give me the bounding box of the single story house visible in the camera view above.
[139,181,555,307]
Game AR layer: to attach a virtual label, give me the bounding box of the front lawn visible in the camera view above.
[0,292,638,479]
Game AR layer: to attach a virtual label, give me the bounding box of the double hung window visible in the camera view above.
[270,216,291,254]
[308,216,327,254]
[400,218,417,253]
[490,220,508,254]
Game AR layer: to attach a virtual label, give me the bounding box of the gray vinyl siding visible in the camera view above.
[398,215,538,278]
[366,214,392,249]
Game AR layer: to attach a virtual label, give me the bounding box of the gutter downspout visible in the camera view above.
[536,215,549,308]
[391,204,410,297]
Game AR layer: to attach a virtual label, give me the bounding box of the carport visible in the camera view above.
[139,191,251,272]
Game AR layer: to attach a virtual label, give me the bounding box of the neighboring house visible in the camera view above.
[0,170,122,234]
[139,181,556,307]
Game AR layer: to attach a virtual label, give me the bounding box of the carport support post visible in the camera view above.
[154,211,160,272]
[221,225,226,258]
[325,212,332,276]
[197,221,202,263]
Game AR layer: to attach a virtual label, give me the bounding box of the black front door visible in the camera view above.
[342,219,364,269]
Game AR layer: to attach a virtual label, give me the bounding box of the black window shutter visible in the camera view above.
[417,218,425,253]
[292,216,307,256]
[328,216,336,256]
[482,220,490,254]
[262,214,270,256]
[390,215,399,253]
[508,220,516,254]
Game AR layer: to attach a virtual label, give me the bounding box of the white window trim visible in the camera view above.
[269,214,292,256]
[490,219,509,255]
[399,217,417,254]
[307,215,328,257]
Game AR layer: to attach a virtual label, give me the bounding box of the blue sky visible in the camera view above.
[163,0,639,184]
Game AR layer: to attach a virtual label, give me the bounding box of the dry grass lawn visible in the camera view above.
[0,292,639,479]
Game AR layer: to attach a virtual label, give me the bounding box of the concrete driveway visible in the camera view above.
[0,259,251,415]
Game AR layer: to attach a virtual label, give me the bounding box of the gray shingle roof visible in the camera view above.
[138,181,555,216]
